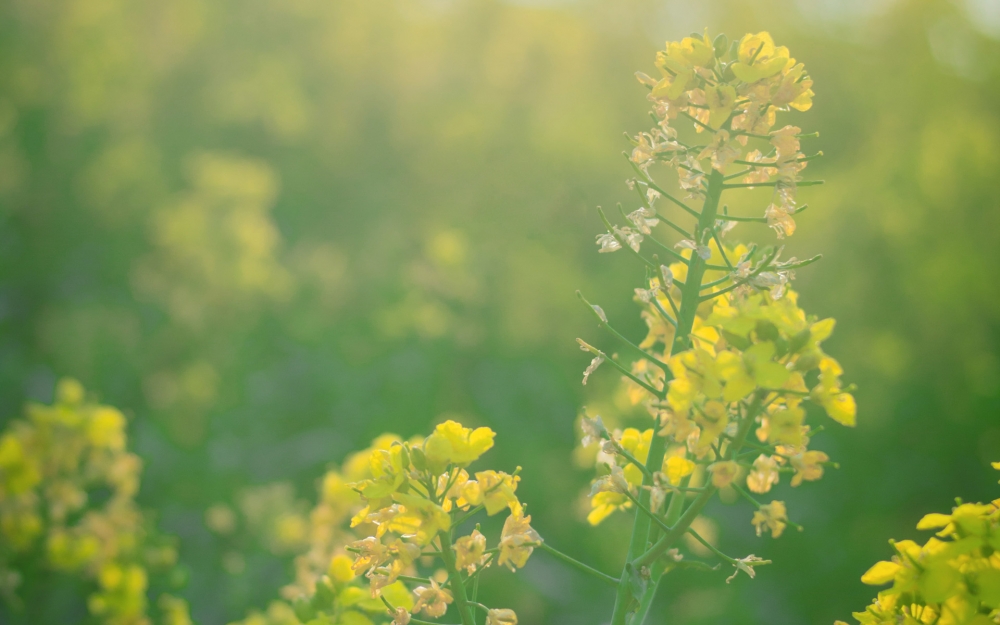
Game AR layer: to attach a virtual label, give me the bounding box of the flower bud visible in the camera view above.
[713,33,728,58]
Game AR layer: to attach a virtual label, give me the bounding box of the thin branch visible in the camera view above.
[537,541,620,587]
[711,230,735,270]
[723,180,824,189]
[577,290,670,375]
[718,214,767,223]
[686,527,737,565]
[643,233,695,265]
[632,174,700,219]
[732,152,823,167]
[731,483,805,532]
[598,206,659,272]
[724,168,754,181]
[680,110,714,133]
[623,489,673,535]
[651,297,678,328]
[616,448,653,481]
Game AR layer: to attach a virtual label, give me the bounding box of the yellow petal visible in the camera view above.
[916,513,952,530]
[861,561,900,585]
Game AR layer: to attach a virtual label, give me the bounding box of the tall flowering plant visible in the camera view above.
[236,29,857,625]
[574,29,854,624]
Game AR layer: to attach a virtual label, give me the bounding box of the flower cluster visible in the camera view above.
[0,379,191,625]
[582,238,855,539]
[840,463,1000,625]
[239,421,536,625]
[625,31,817,242]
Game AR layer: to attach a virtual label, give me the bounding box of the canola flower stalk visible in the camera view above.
[573,30,856,625]
[228,421,537,625]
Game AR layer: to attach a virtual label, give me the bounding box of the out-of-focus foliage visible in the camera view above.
[0,378,190,625]
[0,0,997,623]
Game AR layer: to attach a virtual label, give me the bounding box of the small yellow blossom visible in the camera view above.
[709,461,740,488]
[390,606,411,625]
[329,554,356,582]
[423,420,496,471]
[487,608,518,625]
[751,501,788,538]
[811,357,857,427]
[462,470,520,516]
[664,456,695,486]
[790,451,829,486]
[746,455,780,494]
[87,407,127,451]
[453,529,488,573]
[587,491,630,525]
[498,512,541,571]
[730,32,790,84]
[412,580,453,618]
[590,463,630,497]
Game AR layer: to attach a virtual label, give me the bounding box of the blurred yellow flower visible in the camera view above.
[423,420,496,471]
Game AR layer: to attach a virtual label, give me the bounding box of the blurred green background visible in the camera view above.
[1,0,999,623]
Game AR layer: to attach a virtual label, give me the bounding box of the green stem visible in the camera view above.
[439,531,477,625]
[609,169,725,625]
[632,486,718,570]
[537,541,620,587]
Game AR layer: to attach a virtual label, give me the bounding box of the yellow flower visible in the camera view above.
[771,62,814,112]
[730,32,790,84]
[861,561,901,586]
[56,378,86,406]
[423,420,496,472]
[695,401,730,452]
[587,491,630,525]
[356,444,409,499]
[618,428,653,487]
[709,460,740,488]
[590,463,631,497]
[453,529,487,573]
[390,606,411,625]
[751,500,788,538]
[811,357,857,426]
[664,456,695,486]
[705,86,738,130]
[790,451,829,486]
[697,129,741,170]
[349,536,389,575]
[461,470,520,516]
[412,580,453,618]
[389,494,451,545]
[87,407,127,451]
[652,33,714,101]
[498,512,541,571]
[329,554,356,582]
[0,434,41,495]
[746,455,780,494]
[487,608,518,625]
[763,404,805,446]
